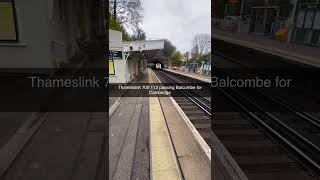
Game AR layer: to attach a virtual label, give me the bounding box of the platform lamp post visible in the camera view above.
[225,4,228,17]
[240,0,245,18]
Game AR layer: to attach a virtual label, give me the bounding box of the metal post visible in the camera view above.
[240,0,245,17]
[287,0,298,43]
[225,4,228,17]
[113,0,117,20]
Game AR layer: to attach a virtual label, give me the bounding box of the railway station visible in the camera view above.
[108,29,212,180]
[1,0,320,179]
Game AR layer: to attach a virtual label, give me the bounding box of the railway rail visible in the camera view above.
[212,51,320,179]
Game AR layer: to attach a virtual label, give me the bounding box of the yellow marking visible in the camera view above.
[109,60,115,75]
[0,2,17,40]
[148,69,182,180]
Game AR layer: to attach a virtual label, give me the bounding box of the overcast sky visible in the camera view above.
[140,0,211,53]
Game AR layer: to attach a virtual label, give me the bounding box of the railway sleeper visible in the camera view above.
[239,161,302,174]
[184,111,206,115]
[190,119,211,124]
[215,134,266,141]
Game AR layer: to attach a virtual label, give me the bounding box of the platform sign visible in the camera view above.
[109,51,122,60]
[109,60,115,75]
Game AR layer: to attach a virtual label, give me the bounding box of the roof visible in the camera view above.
[123,40,164,52]
[250,6,280,9]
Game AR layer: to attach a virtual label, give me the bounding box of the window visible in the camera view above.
[0,0,18,41]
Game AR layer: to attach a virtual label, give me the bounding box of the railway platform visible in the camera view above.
[163,69,211,83]
[109,69,211,180]
[0,57,107,180]
[213,29,320,68]
[160,66,251,180]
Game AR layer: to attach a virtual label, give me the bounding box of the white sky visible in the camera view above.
[140,0,211,53]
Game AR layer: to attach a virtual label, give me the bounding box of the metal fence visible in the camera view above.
[291,28,320,46]
[290,5,320,46]
[213,13,320,46]
[213,18,250,33]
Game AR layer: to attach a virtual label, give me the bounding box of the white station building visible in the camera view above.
[109,30,165,83]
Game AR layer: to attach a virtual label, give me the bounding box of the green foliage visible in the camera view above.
[108,16,132,41]
[198,53,211,64]
[171,51,182,66]
[189,52,211,65]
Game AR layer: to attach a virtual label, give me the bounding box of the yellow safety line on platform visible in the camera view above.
[148,69,183,180]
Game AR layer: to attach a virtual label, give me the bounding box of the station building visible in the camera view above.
[0,0,106,70]
[109,30,165,84]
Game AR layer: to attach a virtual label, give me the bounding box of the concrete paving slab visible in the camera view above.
[71,132,104,180]
[113,103,142,180]
[153,169,181,180]
[3,112,91,180]
[179,154,212,180]
[213,29,320,68]
[148,69,183,180]
[0,112,32,148]
[88,113,107,131]
[109,96,150,180]
[158,96,211,180]
[109,98,137,179]
[163,69,211,83]
[130,96,150,180]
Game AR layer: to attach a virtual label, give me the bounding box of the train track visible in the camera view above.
[153,70,213,147]
[212,52,320,179]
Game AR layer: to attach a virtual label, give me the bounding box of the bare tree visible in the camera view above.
[183,52,190,66]
[183,52,190,61]
[109,0,143,29]
[163,39,176,58]
[131,27,146,41]
[192,33,211,55]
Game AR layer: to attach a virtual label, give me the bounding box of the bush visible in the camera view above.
[108,16,132,41]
